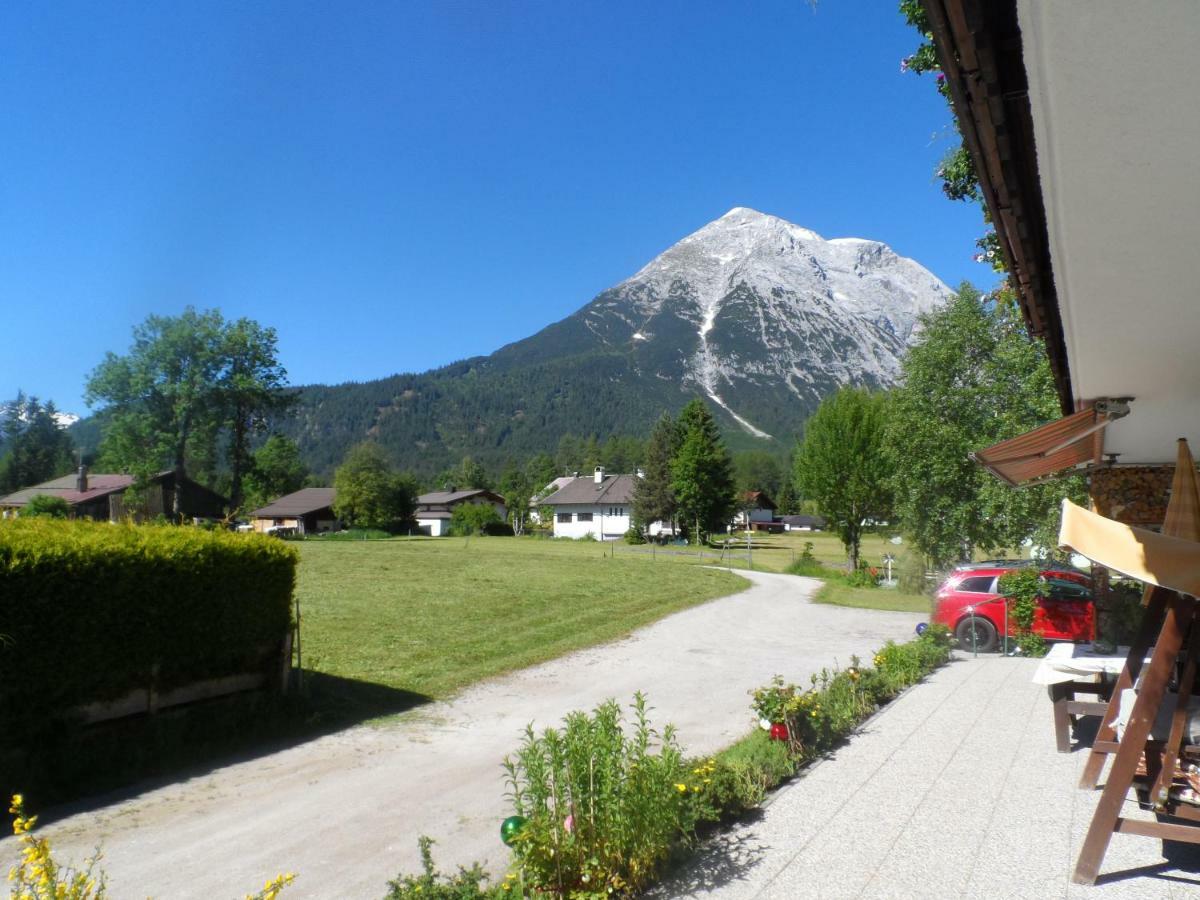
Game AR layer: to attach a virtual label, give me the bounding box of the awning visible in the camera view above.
[971,407,1109,486]
[1058,499,1200,598]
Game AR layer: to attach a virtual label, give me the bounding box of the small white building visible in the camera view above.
[540,468,637,540]
[732,491,778,530]
[414,489,507,536]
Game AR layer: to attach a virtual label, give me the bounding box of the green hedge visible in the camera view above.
[0,518,297,738]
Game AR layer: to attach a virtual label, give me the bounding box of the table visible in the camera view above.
[1033,643,1130,752]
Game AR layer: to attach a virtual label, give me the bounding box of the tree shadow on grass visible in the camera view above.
[8,671,432,823]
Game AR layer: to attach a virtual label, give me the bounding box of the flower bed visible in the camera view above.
[383,625,953,898]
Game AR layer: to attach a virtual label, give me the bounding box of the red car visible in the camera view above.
[932,563,1095,652]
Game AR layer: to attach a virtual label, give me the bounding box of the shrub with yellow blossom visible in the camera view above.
[7,794,106,900]
[7,794,296,900]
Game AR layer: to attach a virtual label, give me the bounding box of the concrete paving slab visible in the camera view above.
[657,655,1200,899]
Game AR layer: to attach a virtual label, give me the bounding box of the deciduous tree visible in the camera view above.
[795,387,890,571]
[332,443,416,532]
[244,434,309,510]
[886,284,1085,567]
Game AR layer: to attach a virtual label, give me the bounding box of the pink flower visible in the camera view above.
[564,814,574,833]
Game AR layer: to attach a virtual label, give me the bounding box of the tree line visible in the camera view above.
[5,281,1078,566]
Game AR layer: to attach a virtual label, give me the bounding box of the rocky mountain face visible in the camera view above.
[277,208,953,475]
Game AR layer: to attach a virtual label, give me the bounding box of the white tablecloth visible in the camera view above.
[1031,642,1133,685]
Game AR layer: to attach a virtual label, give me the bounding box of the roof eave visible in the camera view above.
[921,0,1074,414]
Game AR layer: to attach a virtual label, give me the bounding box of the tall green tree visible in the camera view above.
[632,412,681,533]
[795,387,891,571]
[0,393,76,492]
[886,284,1085,567]
[221,318,292,510]
[85,307,291,517]
[497,461,532,535]
[86,308,225,511]
[332,443,416,532]
[671,400,735,541]
[244,434,309,509]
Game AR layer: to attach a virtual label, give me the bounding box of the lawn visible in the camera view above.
[295,536,748,701]
[811,582,932,614]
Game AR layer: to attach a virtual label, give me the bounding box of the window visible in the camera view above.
[958,575,996,593]
[1046,578,1091,601]
[578,512,593,522]
[557,512,572,523]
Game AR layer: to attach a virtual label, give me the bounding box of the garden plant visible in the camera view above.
[384,625,954,898]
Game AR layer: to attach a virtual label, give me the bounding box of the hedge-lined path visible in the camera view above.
[655,655,1200,899]
[2,570,922,899]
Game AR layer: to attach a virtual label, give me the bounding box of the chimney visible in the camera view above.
[76,464,88,493]
[594,466,605,484]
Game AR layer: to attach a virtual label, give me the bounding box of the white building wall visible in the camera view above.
[551,504,632,540]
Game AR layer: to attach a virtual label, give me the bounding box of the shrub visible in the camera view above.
[7,793,296,900]
[998,568,1047,657]
[784,557,828,577]
[450,504,503,536]
[22,495,70,518]
[384,837,511,899]
[623,527,646,545]
[502,693,695,896]
[0,518,296,794]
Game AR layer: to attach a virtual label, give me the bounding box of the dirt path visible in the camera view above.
[3,571,924,899]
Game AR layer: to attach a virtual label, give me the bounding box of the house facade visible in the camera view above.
[732,491,777,530]
[0,467,227,522]
[540,468,636,540]
[414,489,507,536]
[248,487,339,535]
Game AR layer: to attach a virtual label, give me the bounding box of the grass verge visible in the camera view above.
[812,581,931,614]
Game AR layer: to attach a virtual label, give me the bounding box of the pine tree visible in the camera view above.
[670,399,735,541]
[632,412,680,534]
[0,394,76,493]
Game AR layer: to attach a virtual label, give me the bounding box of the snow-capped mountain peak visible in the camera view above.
[578,207,952,438]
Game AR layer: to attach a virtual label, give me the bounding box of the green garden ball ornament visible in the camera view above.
[500,815,527,846]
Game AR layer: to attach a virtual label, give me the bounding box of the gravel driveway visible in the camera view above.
[4,570,924,898]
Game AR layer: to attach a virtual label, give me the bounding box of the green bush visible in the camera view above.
[0,518,297,753]
[22,495,70,518]
[449,504,503,536]
[623,527,646,545]
[384,837,512,899]
[784,557,828,577]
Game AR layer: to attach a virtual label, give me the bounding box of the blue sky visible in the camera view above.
[1,0,986,415]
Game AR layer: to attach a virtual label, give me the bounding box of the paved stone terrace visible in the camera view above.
[657,654,1200,899]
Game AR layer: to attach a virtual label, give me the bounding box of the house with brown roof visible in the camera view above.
[732,490,778,531]
[0,466,227,522]
[248,487,339,535]
[414,488,507,536]
[539,467,639,540]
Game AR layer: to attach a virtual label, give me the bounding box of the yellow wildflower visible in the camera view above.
[674,783,687,793]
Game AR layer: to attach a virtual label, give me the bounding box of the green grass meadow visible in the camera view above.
[295,536,748,700]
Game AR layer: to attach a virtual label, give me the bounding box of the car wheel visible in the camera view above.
[955,616,998,653]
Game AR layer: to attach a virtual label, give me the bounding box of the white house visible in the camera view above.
[415,489,507,536]
[732,491,778,530]
[540,468,636,540]
[529,476,574,525]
